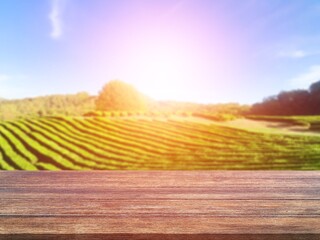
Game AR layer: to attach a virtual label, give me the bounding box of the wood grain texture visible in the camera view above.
[0,171,320,239]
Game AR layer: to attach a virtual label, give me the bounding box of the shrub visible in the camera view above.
[96,80,147,112]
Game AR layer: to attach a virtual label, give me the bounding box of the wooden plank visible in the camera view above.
[0,171,320,239]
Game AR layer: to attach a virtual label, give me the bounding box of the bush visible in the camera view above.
[181,111,192,117]
[193,112,238,122]
[120,112,128,117]
[104,112,111,117]
[83,111,97,117]
[96,80,147,112]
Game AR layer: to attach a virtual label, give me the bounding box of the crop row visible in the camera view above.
[1,116,320,170]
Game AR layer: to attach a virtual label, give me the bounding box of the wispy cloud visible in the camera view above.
[0,74,11,81]
[278,49,320,59]
[0,74,28,82]
[279,50,307,58]
[49,0,66,39]
[290,65,320,89]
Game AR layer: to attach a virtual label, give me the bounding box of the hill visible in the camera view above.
[1,115,319,170]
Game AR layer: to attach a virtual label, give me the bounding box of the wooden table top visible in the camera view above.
[1,171,320,239]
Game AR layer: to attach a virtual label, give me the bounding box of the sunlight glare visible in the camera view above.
[131,40,199,101]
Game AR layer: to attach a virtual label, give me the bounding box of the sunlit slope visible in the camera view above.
[1,117,320,170]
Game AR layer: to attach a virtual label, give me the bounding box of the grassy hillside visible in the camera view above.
[1,116,320,170]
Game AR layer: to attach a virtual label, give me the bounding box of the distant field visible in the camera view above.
[1,116,320,170]
[246,115,320,131]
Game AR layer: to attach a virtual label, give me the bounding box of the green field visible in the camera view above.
[1,116,320,170]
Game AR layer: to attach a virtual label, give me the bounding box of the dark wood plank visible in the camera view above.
[0,171,320,238]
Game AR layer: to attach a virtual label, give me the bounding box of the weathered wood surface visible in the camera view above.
[1,171,320,239]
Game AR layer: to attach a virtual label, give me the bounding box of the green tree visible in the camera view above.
[310,80,320,94]
[95,80,147,111]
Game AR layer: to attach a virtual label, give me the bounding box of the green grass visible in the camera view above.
[0,116,320,170]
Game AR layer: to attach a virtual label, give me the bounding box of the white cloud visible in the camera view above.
[278,50,308,59]
[49,0,66,39]
[278,49,320,59]
[290,65,320,89]
[0,74,11,81]
[0,74,28,82]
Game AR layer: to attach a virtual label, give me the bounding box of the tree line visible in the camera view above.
[0,92,95,121]
[95,80,249,116]
[0,80,249,121]
[249,80,320,116]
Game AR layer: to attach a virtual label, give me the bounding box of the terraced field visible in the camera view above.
[1,116,320,170]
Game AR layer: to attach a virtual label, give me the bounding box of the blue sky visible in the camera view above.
[1,0,320,104]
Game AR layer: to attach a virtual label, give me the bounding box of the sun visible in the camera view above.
[128,40,200,101]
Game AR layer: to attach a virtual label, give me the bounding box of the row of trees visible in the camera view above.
[250,81,320,115]
[95,80,249,115]
[0,80,250,121]
[0,92,94,121]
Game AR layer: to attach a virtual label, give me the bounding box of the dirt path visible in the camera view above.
[213,118,320,136]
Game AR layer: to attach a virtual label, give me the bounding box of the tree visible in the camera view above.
[310,80,320,94]
[309,80,320,114]
[249,80,320,115]
[95,80,147,111]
